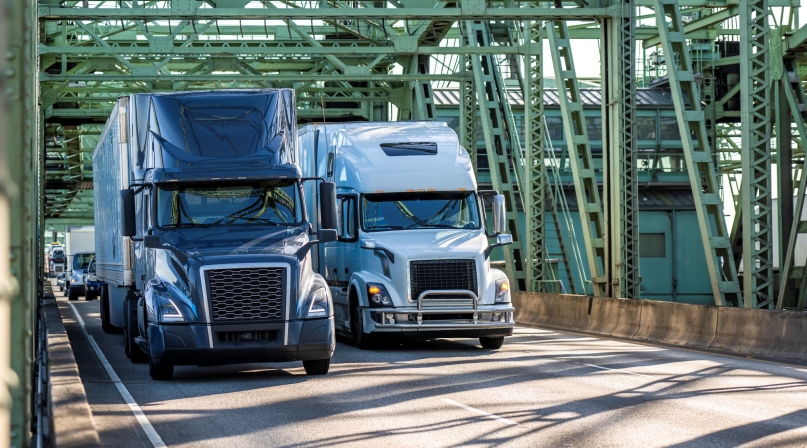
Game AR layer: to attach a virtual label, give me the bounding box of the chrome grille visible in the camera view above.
[410,259,477,300]
[206,267,284,321]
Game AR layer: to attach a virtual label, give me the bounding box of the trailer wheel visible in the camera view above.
[303,359,330,375]
[479,337,505,349]
[349,290,372,350]
[100,287,118,334]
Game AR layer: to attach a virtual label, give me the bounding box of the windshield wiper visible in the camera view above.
[161,223,216,229]
[405,223,460,229]
[367,225,404,231]
[232,217,282,225]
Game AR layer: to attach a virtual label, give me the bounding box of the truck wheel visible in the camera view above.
[100,288,117,334]
[303,359,330,375]
[350,299,372,350]
[85,291,96,301]
[479,337,505,349]
[148,355,173,381]
[124,307,147,363]
[59,285,63,292]
[68,288,79,301]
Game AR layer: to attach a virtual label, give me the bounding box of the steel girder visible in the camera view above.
[6,0,39,445]
[523,20,550,292]
[739,0,774,309]
[547,21,607,296]
[465,20,527,291]
[602,0,639,299]
[653,0,742,306]
[0,0,11,445]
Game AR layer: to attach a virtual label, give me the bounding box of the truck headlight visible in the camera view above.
[155,294,185,323]
[367,283,393,307]
[306,287,330,318]
[495,279,511,303]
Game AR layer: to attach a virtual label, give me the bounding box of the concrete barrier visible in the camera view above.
[44,292,101,447]
[634,300,718,348]
[571,296,642,339]
[512,292,585,330]
[513,291,807,363]
[711,307,807,361]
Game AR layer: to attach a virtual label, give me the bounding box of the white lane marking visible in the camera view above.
[442,398,519,426]
[510,337,597,344]
[68,302,167,448]
[582,363,654,379]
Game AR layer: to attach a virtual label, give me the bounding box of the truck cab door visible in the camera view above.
[330,194,358,325]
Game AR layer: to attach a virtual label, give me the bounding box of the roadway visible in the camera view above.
[54,282,807,447]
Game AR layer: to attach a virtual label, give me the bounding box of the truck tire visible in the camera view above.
[68,287,79,301]
[85,291,96,301]
[479,337,505,349]
[148,355,173,381]
[350,297,373,350]
[303,359,330,375]
[124,303,147,363]
[100,287,117,334]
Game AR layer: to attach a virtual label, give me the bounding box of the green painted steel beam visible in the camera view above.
[39,6,611,20]
[41,74,467,82]
[642,6,739,48]
[653,0,741,306]
[40,44,542,55]
[603,0,639,299]
[547,20,607,296]
[739,0,774,309]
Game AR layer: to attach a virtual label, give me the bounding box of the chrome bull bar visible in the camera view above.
[416,289,478,325]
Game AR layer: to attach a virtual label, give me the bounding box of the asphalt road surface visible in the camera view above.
[56,285,807,448]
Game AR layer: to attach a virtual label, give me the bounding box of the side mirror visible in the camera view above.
[143,235,162,248]
[318,229,338,243]
[319,181,338,230]
[120,189,137,237]
[493,194,506,235]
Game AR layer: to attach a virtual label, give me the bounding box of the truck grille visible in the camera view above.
[410,259,477,300]
[206,267,285,321]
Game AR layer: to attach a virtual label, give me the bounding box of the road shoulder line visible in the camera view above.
[67,301,167,448]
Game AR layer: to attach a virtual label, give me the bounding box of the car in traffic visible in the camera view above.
[66,252,95,301]
[85,258,103,301]
[56,273,66,292]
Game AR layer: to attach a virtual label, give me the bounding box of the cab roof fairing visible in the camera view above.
[131,89,297,176]
[327,122,476,194]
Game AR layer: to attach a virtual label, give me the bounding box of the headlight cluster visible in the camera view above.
[495,279,511,303]
[154,293,185,323]
[367,283,392,307]
[306,287,330,318]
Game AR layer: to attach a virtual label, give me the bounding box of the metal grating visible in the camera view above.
[410,259,477,300]
[171,258,190,286]
[207,267,284,321]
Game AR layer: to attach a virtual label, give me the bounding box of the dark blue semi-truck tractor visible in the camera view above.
[92,89,338,380]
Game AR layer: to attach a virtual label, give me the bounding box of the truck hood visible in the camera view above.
[161,226,308,261]
[364,229,487,258]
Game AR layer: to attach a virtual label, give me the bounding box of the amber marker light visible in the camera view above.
[368,285,382,295]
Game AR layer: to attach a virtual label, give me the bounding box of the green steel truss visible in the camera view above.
[602,0,639,299]
[653,0,742,306]
[464,20,527,291]
[739,0,774,309]
[777,60,807,311]
[547,20,607,296]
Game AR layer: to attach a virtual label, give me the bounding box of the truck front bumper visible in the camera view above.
[365,305,515,338]
[148,317,335,367]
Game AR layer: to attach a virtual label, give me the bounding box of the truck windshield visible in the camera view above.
[362,192,481,232]
[156,180,302,228]
[72,254,94,270]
